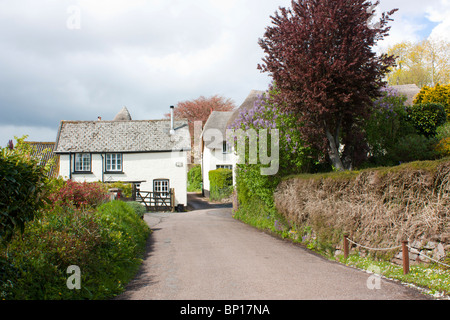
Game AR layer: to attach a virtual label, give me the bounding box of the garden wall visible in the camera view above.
[274,160,450,264]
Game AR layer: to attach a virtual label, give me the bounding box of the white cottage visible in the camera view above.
[200,90,266,198]
[54,107,191,208]
[200,111,237,198]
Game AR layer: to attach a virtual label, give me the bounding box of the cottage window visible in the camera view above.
[153,179,169,196]
[75,153,91,172]
[216,165,232,170]
[222,141,231,154]
[106,153,122,172]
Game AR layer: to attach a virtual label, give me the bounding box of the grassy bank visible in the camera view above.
[1,201,150,300]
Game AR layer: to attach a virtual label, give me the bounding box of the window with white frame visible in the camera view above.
[216,165,232,170]
[75,153,91,172]
[106,153,122,172]
[222,141,231,154]
[153,179,170,197]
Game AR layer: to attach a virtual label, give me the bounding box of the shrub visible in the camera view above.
[0,201,150,300]
[125,201,147,218]
[0,137,49,244]
[187,165,202,192]
[389,134,439,163]
[49,180,109,209]
[229,84,316,218]
[413,84,450,119]
[364,86,416,166]
[407,103,447,138]
[1,206,103,299]
[436,123,450,157]
[209,169,233,201]
[106,182,132,198]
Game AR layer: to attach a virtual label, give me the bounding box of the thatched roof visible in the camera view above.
[201,111,234,149]
[391,84,421,106]
[113,107,132,121]
[226,90,266,128]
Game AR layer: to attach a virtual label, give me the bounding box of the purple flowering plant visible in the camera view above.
[228,83,314,211]
[228,83,312,174]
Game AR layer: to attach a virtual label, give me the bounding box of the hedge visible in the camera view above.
[209,169,233,201]
[187,165,202,192]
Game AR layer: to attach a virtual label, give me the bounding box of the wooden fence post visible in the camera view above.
[402,240,410,275]
[343,234,349,259]
[171,188,175,212]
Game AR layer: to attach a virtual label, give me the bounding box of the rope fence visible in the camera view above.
[408,245,450,269]
[343,234,449,275]
[346,238,402,251]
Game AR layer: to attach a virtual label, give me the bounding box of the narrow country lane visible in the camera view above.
[116,193,428,300]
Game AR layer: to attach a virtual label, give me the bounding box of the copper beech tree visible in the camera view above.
[171,95,235,128]
[167,95,235,162]
[168,95,235,139]
[258,0,398,170]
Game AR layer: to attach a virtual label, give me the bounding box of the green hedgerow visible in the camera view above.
[0,201,150,300]
[209,169,233,201]
[187,165,202,192]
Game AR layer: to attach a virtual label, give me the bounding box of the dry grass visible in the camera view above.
[274,161,450,253]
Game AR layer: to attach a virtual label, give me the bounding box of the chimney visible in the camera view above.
[170,105,175,135]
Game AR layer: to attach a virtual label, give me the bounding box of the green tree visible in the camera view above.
[387,39,450,87]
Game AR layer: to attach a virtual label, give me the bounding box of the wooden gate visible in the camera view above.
[135,188,175,212]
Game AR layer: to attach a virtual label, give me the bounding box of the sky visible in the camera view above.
[1,0,449,145]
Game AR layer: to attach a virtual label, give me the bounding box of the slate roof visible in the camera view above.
[201,111,234,149]
[24,141,60,177]
[55,120,191,153]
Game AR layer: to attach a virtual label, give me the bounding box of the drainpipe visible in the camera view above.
[69,152,72,180]
[101,154,105,183]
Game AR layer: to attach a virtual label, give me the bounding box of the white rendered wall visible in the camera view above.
[58,152,188,206]
[201,147,237,194]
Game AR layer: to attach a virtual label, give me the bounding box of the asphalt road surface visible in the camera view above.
[116,193,428,300]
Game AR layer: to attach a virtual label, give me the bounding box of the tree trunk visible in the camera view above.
[325,129,345,171]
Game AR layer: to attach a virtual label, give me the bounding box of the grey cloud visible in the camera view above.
[2,0,438,145]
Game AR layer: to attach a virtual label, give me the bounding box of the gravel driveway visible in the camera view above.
[115,193,428,300]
